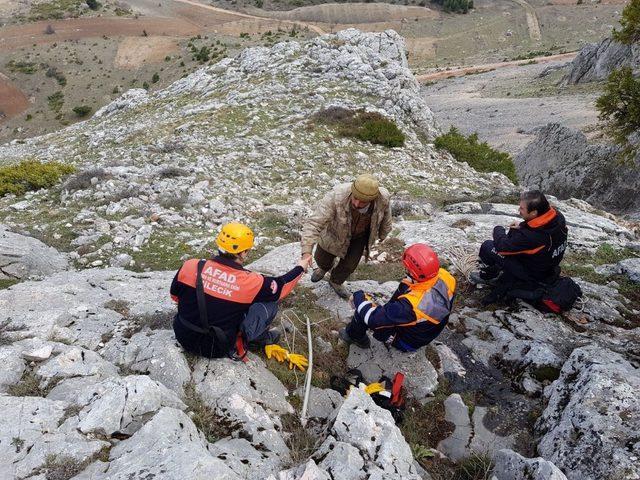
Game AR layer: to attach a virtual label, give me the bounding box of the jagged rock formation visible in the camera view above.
[563,37,640,85]
[0,29,514,270]
[514,123,640,217]
[536,346,640,480]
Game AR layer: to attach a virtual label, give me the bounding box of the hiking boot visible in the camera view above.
[250,328,281,347]
[469,269,501,286]
[329,281,350,299]
[339,327,371,349]
[311,268,327,283]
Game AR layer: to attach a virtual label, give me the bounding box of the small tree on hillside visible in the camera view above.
[613,0,640,45]
[596,67,640,158]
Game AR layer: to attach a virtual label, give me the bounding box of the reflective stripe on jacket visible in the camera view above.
[398,269,456,326]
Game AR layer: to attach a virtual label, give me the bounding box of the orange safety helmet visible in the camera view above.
[402,243,440,281]
[216,222,254,254]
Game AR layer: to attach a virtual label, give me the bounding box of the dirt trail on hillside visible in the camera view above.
[416,52,577,82]
[0,73,29,121]
[511,0,541,41]
[172,0,327,34]
[421,59,599,155]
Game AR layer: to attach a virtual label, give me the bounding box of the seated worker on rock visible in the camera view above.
[470,190,568,305]
[339,243,456,351]
[300,173,393,300]
[170,222,311,360]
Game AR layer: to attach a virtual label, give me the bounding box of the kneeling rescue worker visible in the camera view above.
[339,243,456,351]
[171,222,311,362]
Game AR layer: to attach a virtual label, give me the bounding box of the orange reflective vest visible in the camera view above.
[398,268,456,326]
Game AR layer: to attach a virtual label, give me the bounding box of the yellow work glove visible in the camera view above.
[364,382,386,395]
[286,353,309,372]
[265,344,289,363]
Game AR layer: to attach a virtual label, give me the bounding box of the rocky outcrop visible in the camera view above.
[563,37,640,85]
[491,449,567,480]
[514,123,640,216]
[0,30,514,270]
[0,224,68,280]
[535,346,640,480]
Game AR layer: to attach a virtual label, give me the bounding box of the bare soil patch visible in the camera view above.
[0,18,201,51]
[258,2,439,23]
[115,36,180,69]
[0,73,29,121]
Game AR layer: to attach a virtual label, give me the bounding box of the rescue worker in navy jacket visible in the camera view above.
[339,243,456,351]
[470,190,568,304]
[171,222,311,359]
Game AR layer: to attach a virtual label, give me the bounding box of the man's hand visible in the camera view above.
[508,222,521,230]
[298,254,312,272]
[348,294,355,309]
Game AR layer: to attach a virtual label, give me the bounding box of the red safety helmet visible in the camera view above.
[402,243,440,281]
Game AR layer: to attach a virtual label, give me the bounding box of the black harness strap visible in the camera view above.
[192,259,231,351]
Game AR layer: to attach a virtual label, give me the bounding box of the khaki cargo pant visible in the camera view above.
[314,235,368,285]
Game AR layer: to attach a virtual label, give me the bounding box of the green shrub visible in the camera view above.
[0,160,75,197]
[613,0,640,45]
[434,127,518,183]
[6,60,38,74]
[86,0,100,10]
[431,0,473,13]
[72,105,91,117]
[313,107,405,148]
[596,67,640,158]
[47,91,64,112]
[151,72,160,83]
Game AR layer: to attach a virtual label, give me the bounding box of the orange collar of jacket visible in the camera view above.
[527,207,557,228]
[401,276,439,292]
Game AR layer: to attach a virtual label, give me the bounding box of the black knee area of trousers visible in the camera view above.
[173,315,228,358]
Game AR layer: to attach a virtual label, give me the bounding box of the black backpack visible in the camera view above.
[506,276,582,313]
[539,276,583,313]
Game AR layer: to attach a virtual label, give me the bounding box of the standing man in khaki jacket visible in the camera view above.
[300,174,393,299]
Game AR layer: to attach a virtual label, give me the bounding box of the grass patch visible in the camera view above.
[40,454,90,480]
[312,107,405,148]
[262,287,348,390]
[0,160,75,197]
[7,370,57,397]
[400,381,455,455]
[562,244,640,326]
[183,382,241,443]
[0,279,20,290]
[6,60,39,74]
[29,0,84,20]
[434,127,517,183]
[47,92,65,112]
[280,413,320,468]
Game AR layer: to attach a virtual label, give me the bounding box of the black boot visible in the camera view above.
[339,327,371,349]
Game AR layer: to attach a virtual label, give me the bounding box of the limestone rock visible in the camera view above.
[84,407,241,479]
[71,375,185,436]
[0,224,68,280]
[0,345,26,393]
[536,345,640,480]
[491,449,567,480]
[515,123,640,215]
[347,339,438,402]
[563,37,640,85]
[0,396,69,475]
[102,329,191,396]
[329,388,421,479]
[192,355,292,457]
[436,394,472,461]
[36,346,119,387]
[618,257,640,283]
